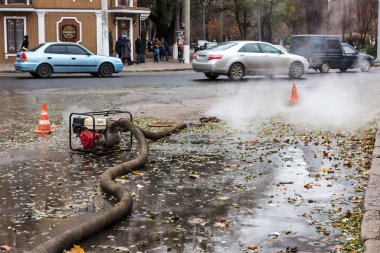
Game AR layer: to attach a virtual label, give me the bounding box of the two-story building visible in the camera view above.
[0,0,150,63]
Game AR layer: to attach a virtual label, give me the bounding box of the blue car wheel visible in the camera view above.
[36,63,53,78]
[99,63,114,77]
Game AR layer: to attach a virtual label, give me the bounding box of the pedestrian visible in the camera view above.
[21,35,29,51]
[135,36,142,64]
[115,36,124,60]
[147,40,152,52]
[163,40,170,61]
[154,47,160,63]
[159,45,165,61]
[152,37,161,59]
[122,36,133,65]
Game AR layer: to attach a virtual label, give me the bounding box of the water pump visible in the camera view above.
[69,110,133,153]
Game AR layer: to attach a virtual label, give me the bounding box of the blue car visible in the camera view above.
[15,42,123,78]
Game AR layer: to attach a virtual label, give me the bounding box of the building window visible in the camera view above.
[5,18,25,53]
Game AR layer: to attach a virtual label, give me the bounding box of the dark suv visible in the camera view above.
[289,35,374,73]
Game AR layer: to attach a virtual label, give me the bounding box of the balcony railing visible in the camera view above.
[0,0,32,5]
[112,0,133,8]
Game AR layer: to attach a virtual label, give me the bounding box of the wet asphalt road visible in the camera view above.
[0,69,379,252]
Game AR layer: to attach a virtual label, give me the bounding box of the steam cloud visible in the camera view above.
[205,74,375,130]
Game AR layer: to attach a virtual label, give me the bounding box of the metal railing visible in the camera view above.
[112,0,133,7]
[0,0,32,5]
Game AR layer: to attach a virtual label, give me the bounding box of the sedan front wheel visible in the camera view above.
[228,63,245,81]
[360,60,371,72]
[99,63,114,77]
[288,62,304,79]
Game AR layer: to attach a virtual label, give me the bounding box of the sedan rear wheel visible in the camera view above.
[228,63,244,81]
[319,62,330,73]
[288,62,304,79]
[205,73,219,80]
[99,63,114,77]
[36,63,53,78]
[360,60,371,72]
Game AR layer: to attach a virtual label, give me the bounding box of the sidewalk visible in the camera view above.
[361,120,380,253]
[0,57,193,73]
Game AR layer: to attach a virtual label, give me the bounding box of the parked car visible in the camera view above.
[289,34,374,73]
[14,42,124,78]
[192,41,309,81]
[195,40,208,52]
[204,42,218,50]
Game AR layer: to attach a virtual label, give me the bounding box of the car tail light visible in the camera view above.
[21,53,27,61]
[208,55,223,60]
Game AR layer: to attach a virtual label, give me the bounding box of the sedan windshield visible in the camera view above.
[208,42,238,51]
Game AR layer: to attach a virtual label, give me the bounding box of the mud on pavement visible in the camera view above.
[0,91,376,253]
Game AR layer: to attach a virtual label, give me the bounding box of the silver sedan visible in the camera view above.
[192,41,309,80]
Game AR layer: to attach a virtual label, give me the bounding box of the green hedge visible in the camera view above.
[357,45,376,58]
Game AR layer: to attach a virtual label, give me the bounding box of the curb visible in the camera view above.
[361,121,380,253]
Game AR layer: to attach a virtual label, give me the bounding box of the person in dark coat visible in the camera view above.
[115,36,124,61]
[122,36,132,65]
[21,35,29,51]
[163,40,170,61]
[147,40,152,52]
[135,36,142,64]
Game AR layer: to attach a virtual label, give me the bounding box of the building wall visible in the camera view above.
[0,11,38,63]
[33,0,101,9]
[0,0,147,63]
[44,12,98,53]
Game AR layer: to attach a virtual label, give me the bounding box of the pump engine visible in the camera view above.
[69,110,132,153]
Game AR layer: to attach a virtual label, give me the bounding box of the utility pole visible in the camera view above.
[257,0,261,41]
[101,0,109,55]
[184,0,191,63]
[377,0,380,62]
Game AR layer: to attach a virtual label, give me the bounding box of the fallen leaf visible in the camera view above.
[321,168,330,173]
[268,232,280,239]
[64,245,85,253]
[189,173,200,180]
[214,218,229,227]
[304,183,313,189]
[248,245,258,250]
[276,181,294,186]
[132,170,143,176]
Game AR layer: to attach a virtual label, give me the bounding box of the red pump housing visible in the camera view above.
[80,131,100,149]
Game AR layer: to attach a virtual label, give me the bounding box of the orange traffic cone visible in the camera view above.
[34,103,53,134]
[289,83,299,105]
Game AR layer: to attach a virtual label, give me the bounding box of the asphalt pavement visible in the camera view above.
[1,59,380,252]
